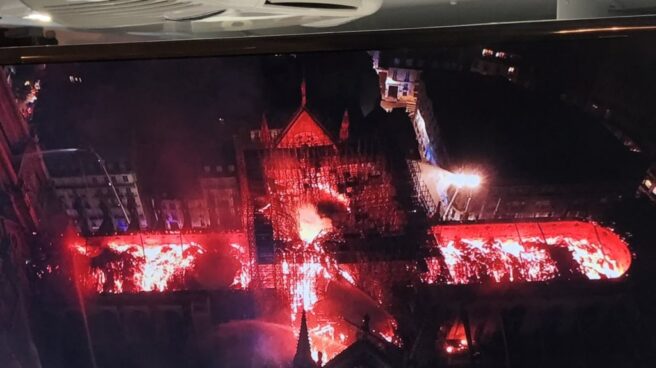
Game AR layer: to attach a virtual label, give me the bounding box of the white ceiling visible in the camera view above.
[1,0,655,45]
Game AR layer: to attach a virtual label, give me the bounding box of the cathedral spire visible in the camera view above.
[260,113,271,147]
[293,310,316,368]
[339,110,350,142]
[300,77,307,107]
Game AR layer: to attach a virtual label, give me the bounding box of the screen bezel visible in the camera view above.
[1,16,656,65]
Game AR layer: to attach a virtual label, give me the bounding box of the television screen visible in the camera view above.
[1,34,655,368]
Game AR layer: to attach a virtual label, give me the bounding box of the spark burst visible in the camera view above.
[229,242,253,289]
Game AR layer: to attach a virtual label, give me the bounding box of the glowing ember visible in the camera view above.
[444,321,469,355]
[281,243,333,321]
[73,242,204,293]
[433,238,558,283]
[308,322,344,362]
[262,149,406,244]
[278,208,357,360]
[559,237,625,279]
[258,142,405,360]
[229,243,253,289]
[315,182,350,208]
[298,204,333,244]
[280,202,399,361]
[379,330,395,344]
[425,221,631,284]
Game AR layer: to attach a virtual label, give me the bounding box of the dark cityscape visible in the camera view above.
[2,35,656,368]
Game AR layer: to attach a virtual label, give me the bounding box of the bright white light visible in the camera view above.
[23,12,52,23]
[447,172,481,189]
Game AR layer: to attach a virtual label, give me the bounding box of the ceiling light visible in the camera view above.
[23,12,52,23]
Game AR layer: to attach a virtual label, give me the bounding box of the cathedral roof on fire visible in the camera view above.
[271,79,349,149]
[275,108,336,149]
[293,310,319,368]
[292,311,403,368]
[321,337,402,368]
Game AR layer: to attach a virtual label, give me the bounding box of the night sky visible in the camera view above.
[424,70,644,185]
[25,36,656,193]
[29,52,380,195]
[420,36,655,186]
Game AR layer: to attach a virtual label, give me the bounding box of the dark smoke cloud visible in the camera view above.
[211,320,296,367]
[316,200,348,221]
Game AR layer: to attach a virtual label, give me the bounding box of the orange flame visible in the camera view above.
[282,203,397,361]
[73,242,205,293]
[297,204,333,244]
[229,243,253,289]
[424,222,631,284]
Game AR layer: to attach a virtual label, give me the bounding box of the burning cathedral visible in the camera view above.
[63,78,634,368]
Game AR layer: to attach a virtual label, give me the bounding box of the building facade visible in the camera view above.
[639,164,656,204]
[371,50,447,166]
[199,163,240,229]
[470,47,527,86]
[50,161,148,233]
[0,66,48,368]
[431,181,636,223]
[154,163,241,231]
[371,50,422,115]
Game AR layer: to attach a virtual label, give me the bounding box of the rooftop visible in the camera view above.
[424,70,647,186]
[45,154,135,178]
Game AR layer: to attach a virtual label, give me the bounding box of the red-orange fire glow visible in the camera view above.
[279,203,398,361]
[315,182,350,208]
[425,221,631,284]
[258,146,405,360]
[73,242,205,293]
[229,242,253,289]
[443,321,469,355]
[298,204,333,244]
[307,321,347,362]
[280,240,340,322]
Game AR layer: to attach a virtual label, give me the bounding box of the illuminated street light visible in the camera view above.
[19,147,131,225]
[23,12,52,23]
[446,172,481,189]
